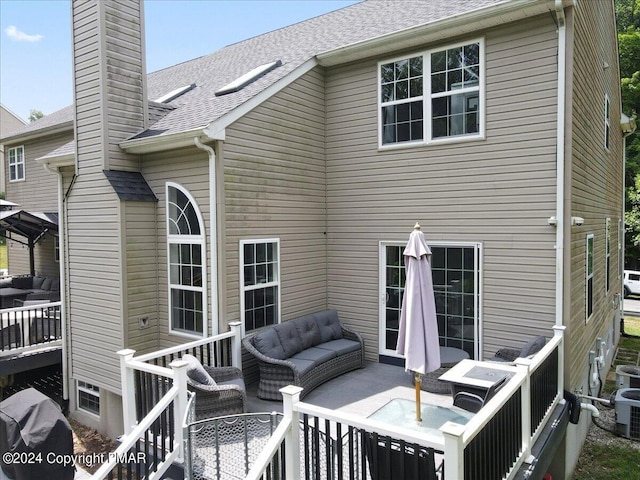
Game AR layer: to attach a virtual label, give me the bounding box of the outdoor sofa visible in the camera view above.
[0,275,60,308]
[242,309,364,400]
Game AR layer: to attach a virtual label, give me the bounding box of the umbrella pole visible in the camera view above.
[415,372,422,423]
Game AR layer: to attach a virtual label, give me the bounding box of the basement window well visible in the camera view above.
[215,60,282,96]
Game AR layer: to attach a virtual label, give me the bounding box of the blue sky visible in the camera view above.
[0,0,358,122]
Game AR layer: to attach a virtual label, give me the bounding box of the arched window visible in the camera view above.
[166,183,206,336]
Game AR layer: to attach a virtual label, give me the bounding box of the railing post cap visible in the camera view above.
[440,421,466,436]
[280,385,304,396]
[169,359,189,369]
[228,321,242,327]
[117,348,136,357]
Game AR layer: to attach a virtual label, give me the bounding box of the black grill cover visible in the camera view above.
[0,388,74,479]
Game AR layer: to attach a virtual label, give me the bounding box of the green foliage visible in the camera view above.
[616,0,640,31]
[28,109,43,123]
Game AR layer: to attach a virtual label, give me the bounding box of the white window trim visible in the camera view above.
[378,240,483,360]
[77,380,100,417]
[8,145,25,182]
[604,94,610,150]
[586,233,594,323]
[605,218,611,292]
[377,38,485,150]
[239,238,281,336]
[166,182,208,338]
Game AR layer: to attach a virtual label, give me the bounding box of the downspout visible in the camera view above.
[554,0,567,328]
[194,137,219,335]
[43,163,68,403]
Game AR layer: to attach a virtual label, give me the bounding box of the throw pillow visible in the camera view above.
[32,276,46,289]
[182,354,216,386]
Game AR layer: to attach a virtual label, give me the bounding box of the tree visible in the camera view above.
[617,0,640,268]
[28,109,43,123]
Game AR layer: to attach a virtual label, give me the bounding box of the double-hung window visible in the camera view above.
[379,40,483,147]
[586,234,594,321]
[8,146,25,181]
[240,239,280,334]
[167,183,206,336]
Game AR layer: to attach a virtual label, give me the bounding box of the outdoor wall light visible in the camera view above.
[571,216,585,226]
[547,216,558,226]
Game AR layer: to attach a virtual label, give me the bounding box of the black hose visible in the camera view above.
[564,390,581,424]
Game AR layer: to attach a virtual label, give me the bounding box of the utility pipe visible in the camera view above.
[194,136,219,335]
[554,0,567,328]
[580,403,600,418]
[43,163,68,403]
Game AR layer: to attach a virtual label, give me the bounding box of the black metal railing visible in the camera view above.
[0,303,61,352]
[149,339,233,370]
[464,389,522,480]
[530,346,559,436]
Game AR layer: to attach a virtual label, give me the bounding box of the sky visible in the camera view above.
[0,0,358,122]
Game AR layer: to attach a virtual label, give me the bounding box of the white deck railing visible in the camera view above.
[107,324,563,480]
[247,326,565,480]
[92,323,242,480]
[0,302,62,354]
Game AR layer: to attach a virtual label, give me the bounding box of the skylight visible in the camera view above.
[215,60,282,96]
[154,83,196,104]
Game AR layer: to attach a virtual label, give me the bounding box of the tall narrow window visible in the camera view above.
[240,239,280,333]
[8,146,25,181]
[586,234,594,321]
[604,95,610,149]
[605,218,611,292]
[167,183,206,336]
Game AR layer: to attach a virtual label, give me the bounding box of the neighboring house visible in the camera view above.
[0,104,27,198]
[0,0,630,476]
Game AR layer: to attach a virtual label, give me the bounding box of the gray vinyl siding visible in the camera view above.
[141,147,211,350]
[66,172,123,392]
[124,200,159,355]
[4,133,69,276]
[102,0,146,172]
[223,67,327,327]
[566,0,624,390]
[325,15,559,361]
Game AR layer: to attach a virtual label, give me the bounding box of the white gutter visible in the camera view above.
[554,0,567,328]
[120,127,207,154]
[194,137,219,335]
[42,162,69,402]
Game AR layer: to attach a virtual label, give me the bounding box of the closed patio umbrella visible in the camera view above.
[396,223,441,422]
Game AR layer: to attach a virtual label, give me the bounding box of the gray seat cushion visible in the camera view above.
[287,358,315,375]
[219,377,245,391]
[290,346,337,364]
[252,328,286,360]
[316,339,361,356]
[293,315,322,349]
[314,310,343,342]
[275,321,303,358]
[182,354,217,386]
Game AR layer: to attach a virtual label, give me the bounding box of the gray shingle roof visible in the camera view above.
[2,0,503,144]
[103,170,157,202]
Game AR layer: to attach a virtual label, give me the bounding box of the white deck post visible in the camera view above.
[171,359,189,463]
[553,325,566,395]
[514,360,533,460]
[441,421,466,480]
[281,385,303,479]
[118,349,137,435]
[229,321,242,369]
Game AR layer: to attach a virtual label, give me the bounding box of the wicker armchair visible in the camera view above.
[182,354,247,421]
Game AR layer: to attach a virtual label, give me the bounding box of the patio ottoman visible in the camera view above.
[419,346,470,394]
